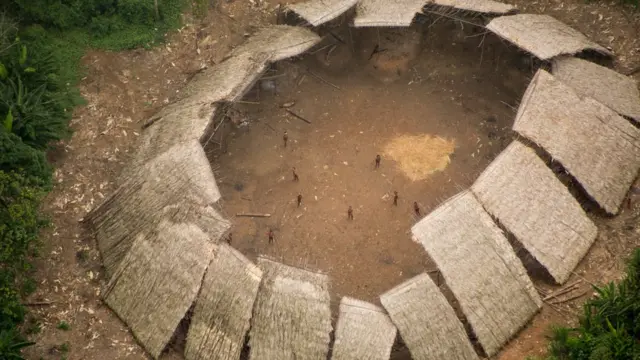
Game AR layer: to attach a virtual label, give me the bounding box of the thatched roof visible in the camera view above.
[380,273,478,360]
[249,258,332,360]
[127,26,319,174]
[428,0,516,14]
[229,25,321,62]
[552,56,640,123]
[185,244,263,360]
[486,14,612,60]
[412,190,541,356]
[331,297,397,360]
[513,69,640,215]
[125,57,265,174]
[102,220,215,359]
[353,0,427,27]
[471,141,598,284]
[87,140,229,276]
[288,0,359,26]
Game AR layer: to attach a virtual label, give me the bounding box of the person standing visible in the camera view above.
[413,202,421,217]
[375,154,381,169]
[268,228,274,244]
[297,194,302,207]
[283,130,288,148]
[393,191,399,206]
[347,206,354,220]
[292,167,299,182]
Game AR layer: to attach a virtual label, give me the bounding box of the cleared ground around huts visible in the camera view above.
[211,24,529,304]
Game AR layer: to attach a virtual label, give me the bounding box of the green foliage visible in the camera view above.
[0,329,34,360]
[541,248,640,360]
[0,25,85,149]
[0,131,51,188]
[7,0,186,51]
[193,0,209,19]
[56,321,70,331]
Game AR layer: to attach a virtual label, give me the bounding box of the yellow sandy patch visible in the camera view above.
[383,134,456,181]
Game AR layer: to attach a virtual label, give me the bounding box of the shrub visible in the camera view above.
[118,0,156,26]
[56,321,70,331]
[543,248,640,360]
[0,329,34,360]
[0,28,81,149]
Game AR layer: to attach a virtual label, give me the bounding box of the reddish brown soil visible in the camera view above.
[215,25,524,305]
[21,1,640,360]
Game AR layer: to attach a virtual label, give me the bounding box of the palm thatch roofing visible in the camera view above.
[126,26,319,175]
[185,244,263,360]
[353,0,427,27]
[249,258,332,360]
[287,0,359,26]
[471,141,598,284]
[552,56,640,123]
[486,14,612,60]
[102,220,216,359]
[229,25,321,62]
[87,140,229,276]
[513,69,640,215]
[411,190,542,357]
[428,0,516,14]
[331,297,397,360]
[380,273,478,360]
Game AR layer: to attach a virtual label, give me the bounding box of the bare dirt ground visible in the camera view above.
[214,24,525,305]
[22,0,640,359]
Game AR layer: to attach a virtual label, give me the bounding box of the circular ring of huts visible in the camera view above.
[86,0,640,359]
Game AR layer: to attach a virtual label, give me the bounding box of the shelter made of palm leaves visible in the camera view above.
[352,0,516,27]
[411,191,541,357]
[552,57,640,123]
[472,141,599,284]
[185,244,263,360]
[288,0,359,26]
[486,14,613,60]
[103,220,216,359]
[87,140,229,276]
[248,257,332,360]
[331,297,397,360]
[513,69,640,215]
[380,273,478,360]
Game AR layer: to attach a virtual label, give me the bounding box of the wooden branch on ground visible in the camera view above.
[24,301,54,306]
[285,109,311,124]
[550,290,589,305]
[307,70,341,90]
[543,280,582,301]
[142,115,162,129]
[236,213,271,218]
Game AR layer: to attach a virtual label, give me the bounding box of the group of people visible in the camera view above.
[227,131,424,245]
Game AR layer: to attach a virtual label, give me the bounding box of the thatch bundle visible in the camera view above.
[249,258,332,360]
[353,0,427,27]
[331,297,397,360]
[86,140,229,276]
[288,0,359,26]
[185,244,263,360]
[513,69,640,215]
[429,0,516,15]
[486,14,612,60]
[102,220,216,359]
[472,141,598,284]
[411,190,541,356]
[229,25,321,62]
[552,56,640,123]
[380,273,478,360]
